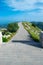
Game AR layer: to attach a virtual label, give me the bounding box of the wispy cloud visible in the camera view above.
[2,0,43,13]
[2,0,36,11]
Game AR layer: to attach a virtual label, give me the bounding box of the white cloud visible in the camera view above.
[38,0,43,2]
[2,0,43,11]
[3,0,36,11]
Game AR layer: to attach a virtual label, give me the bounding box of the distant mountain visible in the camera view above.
[31,22,43,30]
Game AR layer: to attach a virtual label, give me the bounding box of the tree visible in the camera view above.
[32,23,36,27]
[7,23,19,32]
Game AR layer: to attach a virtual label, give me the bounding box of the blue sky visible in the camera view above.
[0,0,43,24]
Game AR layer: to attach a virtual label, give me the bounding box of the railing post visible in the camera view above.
[40,31,43,48]
[0,31,2,44]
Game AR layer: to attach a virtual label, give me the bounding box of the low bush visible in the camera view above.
[2,37,8,42]
[32,23,36,27]
[2,30,8,35]
[7,23,19,33]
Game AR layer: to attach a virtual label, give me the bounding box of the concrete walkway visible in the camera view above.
[0,42,43,65]
[0,22,43,65]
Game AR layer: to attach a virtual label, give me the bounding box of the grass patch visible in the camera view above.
[22,22,42,42]
[2,32,16,42]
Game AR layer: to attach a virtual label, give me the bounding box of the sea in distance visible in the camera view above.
[0,21,43,30]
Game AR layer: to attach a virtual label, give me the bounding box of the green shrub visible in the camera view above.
[2,37,8,42]
[32,23,36,27]
[2,30,8,35]
[7,23,19,32]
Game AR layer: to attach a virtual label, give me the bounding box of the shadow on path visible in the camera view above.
[12,40,42,48]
